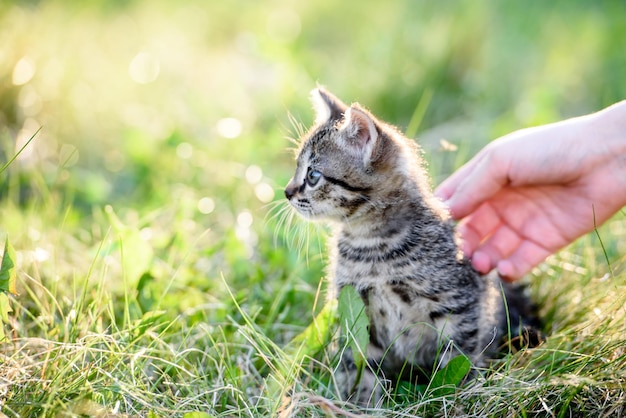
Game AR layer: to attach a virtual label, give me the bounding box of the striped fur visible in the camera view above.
[285,88,541,405]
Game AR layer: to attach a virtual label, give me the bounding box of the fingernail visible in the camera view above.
[472,251,491,274]
[497,260,516,281]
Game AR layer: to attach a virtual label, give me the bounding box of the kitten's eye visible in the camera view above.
[307,169,322,186]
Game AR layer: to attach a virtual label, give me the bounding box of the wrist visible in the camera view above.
[586,100,626,154]
[587,100,626,209]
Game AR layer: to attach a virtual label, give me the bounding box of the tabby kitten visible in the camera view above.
[285,88,540,405]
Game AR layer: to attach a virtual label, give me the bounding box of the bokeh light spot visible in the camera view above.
[139,227,153,241]
[104,150,126,172]
[254,183,275,203]
[176,142,193,159]
[245,165,263,184]
[216,117,242,139]
[237,211,253,228]
[198,197,215,214]
[34,247,50,262]
[15,119,40,163]
[18,85,43,116]
[12,57,36,85]
[129,52,160,84]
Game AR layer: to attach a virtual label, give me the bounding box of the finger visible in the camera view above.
[434,151,487,201]
[456,203,502,255]
[480,222,522,260]
[472,224,522,272]
[445,152,511,219]
[457,221,490,257]
[496,260,518,281]
[497,241,553,281]
[470,250,492,274]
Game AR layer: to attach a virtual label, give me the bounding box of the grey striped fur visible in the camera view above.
[285,88,540,405]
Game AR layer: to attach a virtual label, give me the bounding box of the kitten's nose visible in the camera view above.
[284,182,298,200]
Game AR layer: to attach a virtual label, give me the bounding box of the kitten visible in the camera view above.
[284,88,541,405]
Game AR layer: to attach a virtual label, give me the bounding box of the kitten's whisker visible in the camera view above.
[263,199,292,247]
[274,207,292,247]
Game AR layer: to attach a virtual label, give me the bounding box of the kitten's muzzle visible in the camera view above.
[284,182,299,200]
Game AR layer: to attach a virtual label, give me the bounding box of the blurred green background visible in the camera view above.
[2,0,626,330]
[3,0,625,205]
[2,0,625,326]
[1,0,626,415]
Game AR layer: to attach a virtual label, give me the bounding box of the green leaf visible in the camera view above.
[429,355,471,397]
[285,297,337,362]
[265,297,338,408]
[0,293,11,322]
[338,285,369,369]
[130,310,167,337]
[0,293,11,340]
[182,413,215,418]
[395,380,425,402]
[137,272,158,313]
[0,238,17,295]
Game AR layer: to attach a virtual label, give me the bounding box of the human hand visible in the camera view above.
[435,101,626,280]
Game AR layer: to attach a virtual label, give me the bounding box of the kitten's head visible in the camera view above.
[285,88,415,223]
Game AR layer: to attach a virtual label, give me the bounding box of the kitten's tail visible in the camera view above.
[499,281,544,350]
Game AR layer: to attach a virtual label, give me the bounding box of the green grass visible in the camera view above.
[1,0,626,416]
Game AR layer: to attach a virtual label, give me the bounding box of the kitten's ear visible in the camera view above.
[310,87,348,124]
[339,105,379,166]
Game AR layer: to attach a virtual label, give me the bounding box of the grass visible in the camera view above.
[1,0,626,416]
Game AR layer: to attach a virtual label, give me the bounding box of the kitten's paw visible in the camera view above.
[501,325,545,353]
[335,361,390,407]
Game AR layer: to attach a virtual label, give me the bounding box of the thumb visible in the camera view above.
[435,149,487,200]
[443,150,510,219]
